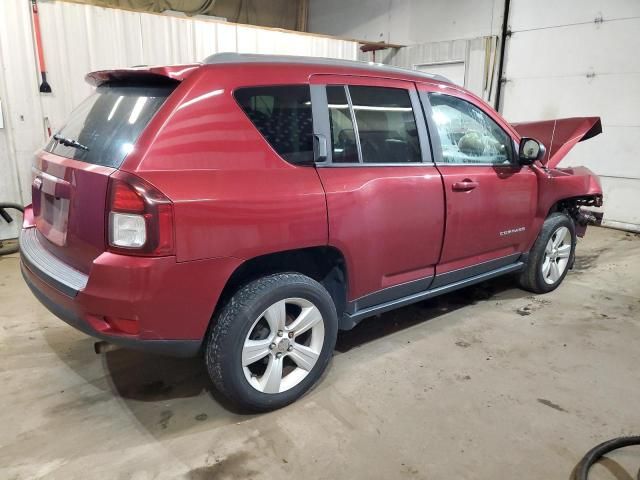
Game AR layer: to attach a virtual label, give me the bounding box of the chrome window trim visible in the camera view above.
[434,162,516,167]
[316,162,428,168]
[343,85,364,164]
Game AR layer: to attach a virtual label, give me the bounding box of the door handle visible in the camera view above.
[313,133,328,162]
[452,180,479,191]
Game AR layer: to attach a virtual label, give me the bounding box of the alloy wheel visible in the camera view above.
[242,297,325,394]
[542,226,571,284]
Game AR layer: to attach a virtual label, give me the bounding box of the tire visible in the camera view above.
[518,212,576,294]
[206,273,338,412]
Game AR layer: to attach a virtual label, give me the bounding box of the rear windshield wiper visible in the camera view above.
[53,133,90,151]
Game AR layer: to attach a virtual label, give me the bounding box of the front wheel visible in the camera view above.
[206,273,338,412]
[518,213,576,294]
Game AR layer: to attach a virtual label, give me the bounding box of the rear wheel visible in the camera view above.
[518,213,576,293]
[206,273,338,412]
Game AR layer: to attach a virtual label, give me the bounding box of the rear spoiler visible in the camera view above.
[85,64,200,87]
[511,117,602,168]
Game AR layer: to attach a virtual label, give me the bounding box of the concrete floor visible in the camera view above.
[1,226,639,480]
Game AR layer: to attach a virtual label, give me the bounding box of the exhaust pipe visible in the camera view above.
[94,341,119,354]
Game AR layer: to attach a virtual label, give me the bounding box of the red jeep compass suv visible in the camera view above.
[20,53,603,411]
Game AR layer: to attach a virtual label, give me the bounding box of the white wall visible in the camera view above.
[0,0,359,240]
[309,0,505,45]
[502,0,640,231]
[311,0,505,106]
[0,128,23,241]
[369,36,501,104]
[0,0,44,240]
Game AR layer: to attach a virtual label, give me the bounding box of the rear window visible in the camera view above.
[45,84,174,168]
[234,86,314,164]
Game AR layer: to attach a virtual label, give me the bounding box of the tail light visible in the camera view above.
[107,172,175,256]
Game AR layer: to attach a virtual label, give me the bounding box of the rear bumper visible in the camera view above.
[21,262,200,357]
[20,227,88,296]
[20,227,242,357]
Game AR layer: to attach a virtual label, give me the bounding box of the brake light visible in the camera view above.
[107,173,175,256]
[111,181,145,212]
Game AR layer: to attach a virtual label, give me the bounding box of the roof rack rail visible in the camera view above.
[202,52,452,84]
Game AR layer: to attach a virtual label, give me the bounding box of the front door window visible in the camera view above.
[428,93,513,165]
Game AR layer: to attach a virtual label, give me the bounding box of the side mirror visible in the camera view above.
[518,137,546,165]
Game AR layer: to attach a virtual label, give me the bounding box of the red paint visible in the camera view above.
[434,164,538,274]
[32,153,115,273]
[415,82,538,273]
[317,165,446,299]
[22,60,603,350]
[21,239,241,340]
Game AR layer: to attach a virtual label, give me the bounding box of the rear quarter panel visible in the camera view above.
[122,66,328,263]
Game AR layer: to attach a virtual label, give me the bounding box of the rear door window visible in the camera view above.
[45,84,174,168]
[234,86,314,164]
[349,86,421,164]
[325,85,422,164]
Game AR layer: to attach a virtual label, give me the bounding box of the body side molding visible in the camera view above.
[341,259,524,329]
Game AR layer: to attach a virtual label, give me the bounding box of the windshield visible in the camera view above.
[45,84,174,168]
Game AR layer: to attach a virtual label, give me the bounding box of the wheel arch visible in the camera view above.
[546,194,603,228]
[210,246,349,333]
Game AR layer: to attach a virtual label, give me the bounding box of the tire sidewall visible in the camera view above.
[208,274,338,411]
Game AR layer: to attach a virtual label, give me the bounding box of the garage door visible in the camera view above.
[502,0,640,232]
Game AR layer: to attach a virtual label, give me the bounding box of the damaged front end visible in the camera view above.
[512,117,604,237]
[555,196,603,237]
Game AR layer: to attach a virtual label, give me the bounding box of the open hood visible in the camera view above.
[511,117,602,168]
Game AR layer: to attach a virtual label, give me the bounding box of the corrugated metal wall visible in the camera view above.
[0,0,358,240]
[63,0,306,30]
[503,0,640,231]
